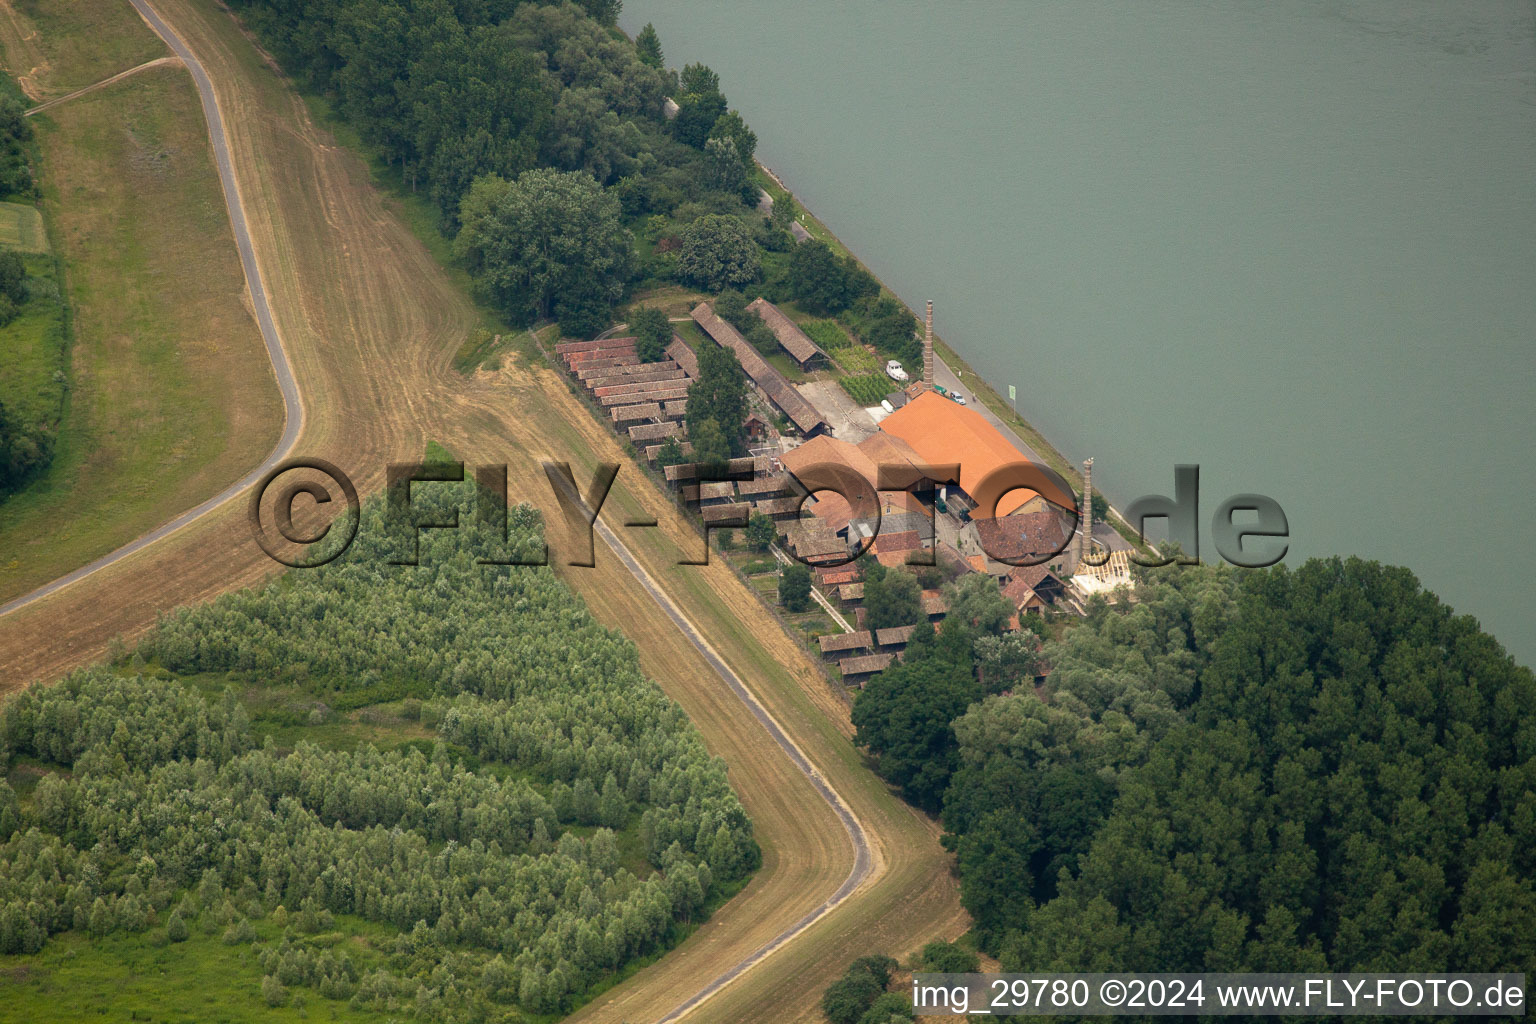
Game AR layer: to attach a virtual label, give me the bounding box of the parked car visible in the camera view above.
[951,390,967,405]
[885,360,909,382]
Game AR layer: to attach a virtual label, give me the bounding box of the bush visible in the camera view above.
[262,974,287,1008]
[919,939,978,973]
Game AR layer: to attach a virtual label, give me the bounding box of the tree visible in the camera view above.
[787,239,850,314]
[1091,490,1109,524]
[745,512,775,552]
[574,0,621,26]
[852,296,919,364]
[779,564,811,612]
[858,991,915,1023]
[454,169,633,327]
[689,418,731,472]
[707,109,757,165]
[770,191,796,232]
[944,573,1012,637]
[677,215,760,291]
[635,24,664,68]
[712,289,748,326]
[852,626,980,811]
[822,956,900,1024]
[262,974,287,1007]
[686,340,748,454]
[865,568,922,630]
[672,91,726,148]
[166,910,189,943]
[629,306,671,363]
[655,436,686,469]
[973,631,1043,692]
[702,136,747,194]
[679,63,720,97]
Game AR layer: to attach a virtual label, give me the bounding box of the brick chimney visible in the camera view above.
[923,300,934,385]
[1080,457,1094,563]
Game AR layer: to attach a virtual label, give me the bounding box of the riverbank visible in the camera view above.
[754,165,1147,552]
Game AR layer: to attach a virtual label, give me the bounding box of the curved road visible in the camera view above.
[5,2,877,1020]
[0,0,304,621]
[595,516,872,1022]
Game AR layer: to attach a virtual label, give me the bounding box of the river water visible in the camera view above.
[622,1,1536,665]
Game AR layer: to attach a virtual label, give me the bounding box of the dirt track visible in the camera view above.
[22,56,181,115]
[0,0,969,1020]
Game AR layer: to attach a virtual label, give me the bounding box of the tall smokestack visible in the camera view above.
[923,300,934,386]
[1080,457,1094,564]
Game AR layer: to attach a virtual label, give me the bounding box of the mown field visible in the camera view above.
[0,39,281,603]
[0,199,46,251]
[0,0,168,101]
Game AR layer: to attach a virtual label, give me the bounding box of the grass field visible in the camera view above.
[0,200,47,251]
[0,60,282,603]
[0,0,970,1019]
[0,0,168,101]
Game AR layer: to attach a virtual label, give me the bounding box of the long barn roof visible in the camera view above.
[691,302,827,435]
[747,297,824,365]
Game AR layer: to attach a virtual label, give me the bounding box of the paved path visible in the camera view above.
[599,522,871,1022]
[770,544,855,632]
[24,56,182,116]
[0,0,304,622]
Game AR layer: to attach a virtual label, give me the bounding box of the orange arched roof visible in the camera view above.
[877,391,1075,516]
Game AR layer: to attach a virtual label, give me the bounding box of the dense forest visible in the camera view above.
[852,558,1536,981]
[0,484,757,1019]
[225,0,922,360]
